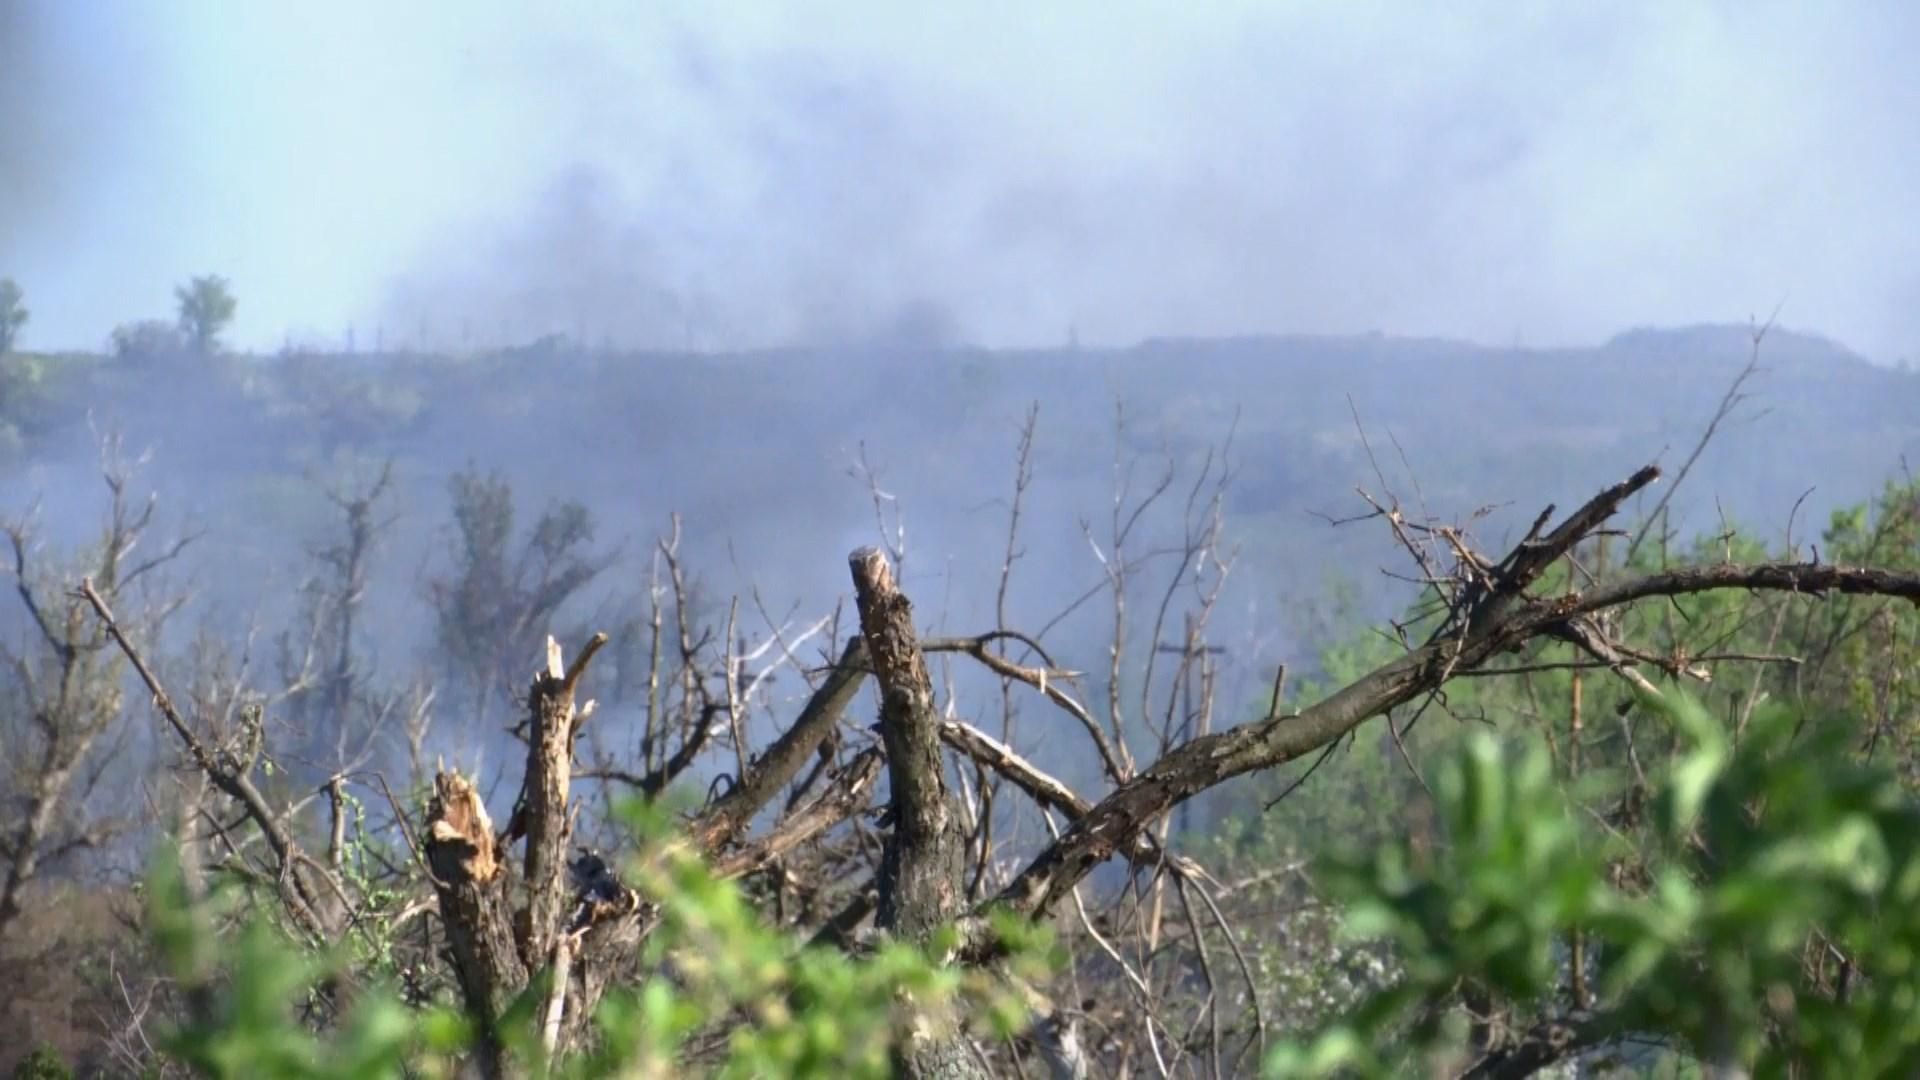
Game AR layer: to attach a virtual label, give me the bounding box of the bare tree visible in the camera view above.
[279,461,399,774]
[425,466,614,728]
[0,436,193,941]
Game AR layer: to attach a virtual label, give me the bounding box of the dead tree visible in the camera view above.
[419,615,874,1073]
[0,439,193,941]
[79,580,352,947]
[849,547,982,1079]
[281,459,397,773]
[419,548,1013,1077]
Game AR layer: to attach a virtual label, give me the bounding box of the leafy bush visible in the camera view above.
[9,1047,72,1080]
[1267,689,1920,1077]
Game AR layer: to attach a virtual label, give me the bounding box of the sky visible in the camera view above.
[4,1,1918,359]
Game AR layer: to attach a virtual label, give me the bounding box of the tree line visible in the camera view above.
[0,274,236,359]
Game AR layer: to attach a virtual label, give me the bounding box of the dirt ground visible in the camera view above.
[0,883,144,1076]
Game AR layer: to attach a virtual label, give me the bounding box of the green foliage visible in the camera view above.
[582,798,1053,1079]
[1811,477,1920,782]
[176,275,238,355]
[0,278,26,354]
[1266,689,1920,1077]
[425,467,611,720]
[144,849,471,1080]
[143,797,1051,1078]
[112,319,187,360]
[1206,476,1920,1073]
[8,1046,71,1080]
[0,350,88,463]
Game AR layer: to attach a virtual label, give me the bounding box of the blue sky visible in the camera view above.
[4,1,1918,359]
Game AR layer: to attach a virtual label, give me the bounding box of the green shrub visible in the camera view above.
[1267,690,1920,1077]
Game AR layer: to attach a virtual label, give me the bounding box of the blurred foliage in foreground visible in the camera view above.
[143,797,1055,1080]
[1268,687,1920,1077]
[131,686,1920,1077]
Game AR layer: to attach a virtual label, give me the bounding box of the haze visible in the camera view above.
[7,2,1919,359]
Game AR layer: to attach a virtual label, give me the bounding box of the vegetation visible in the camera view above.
[0,280,25,356]
[3,293,1920,1076]
[174,275,236,356]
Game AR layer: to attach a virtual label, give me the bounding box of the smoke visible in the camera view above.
[1,4,170,345]
[379,48,986,352]
[6,3,1920,358]
[0,5,82,262]
[359,3,1920,360]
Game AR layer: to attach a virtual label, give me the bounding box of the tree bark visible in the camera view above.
[519,632,604,969]
[425,772,525,1079]
[848,547,985,1080]
[422,633,648,1076]
[688,636,869,853]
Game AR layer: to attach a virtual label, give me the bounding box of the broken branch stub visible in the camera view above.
[849,546,966,939]
[849,546,984,1080]
[521,632,605,967]
[421,632,629,1073]
[425,770,526,1042]
[427,772,499,884]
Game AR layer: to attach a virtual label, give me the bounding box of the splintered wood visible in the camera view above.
[428,772,499,883]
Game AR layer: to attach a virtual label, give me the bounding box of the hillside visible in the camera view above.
[5,323,1915,650]
[4,323,1919,1073]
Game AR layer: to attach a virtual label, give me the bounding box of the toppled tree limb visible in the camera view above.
[923,633,1127,785]
[1562,562,1920,613]
[712,748,883,879]
[78,576,341,939]
[988,465,1920,921]
[689,636,869,853]
[938,718,1207,883]
[938,720,1083,820]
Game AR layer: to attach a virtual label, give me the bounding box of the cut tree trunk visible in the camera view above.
[848,547,986,1080]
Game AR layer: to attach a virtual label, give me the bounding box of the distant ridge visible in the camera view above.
[1603,324,1867,369]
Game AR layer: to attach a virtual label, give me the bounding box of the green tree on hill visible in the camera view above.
[175,274,237,355]
[0,278,26,354]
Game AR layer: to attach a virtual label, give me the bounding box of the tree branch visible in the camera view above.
[986,466,1920,922]
[711,748,883,880]
[689,636,868,852]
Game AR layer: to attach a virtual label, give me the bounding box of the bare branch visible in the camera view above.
[987,465,1920,922]
[712,748,883,880]
[689,636,868,853]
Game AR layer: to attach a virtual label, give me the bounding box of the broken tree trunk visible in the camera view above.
[425,772,525,1047]
[518,632,606,970]
[423,632,646,1077]
[848,547,985,1080]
